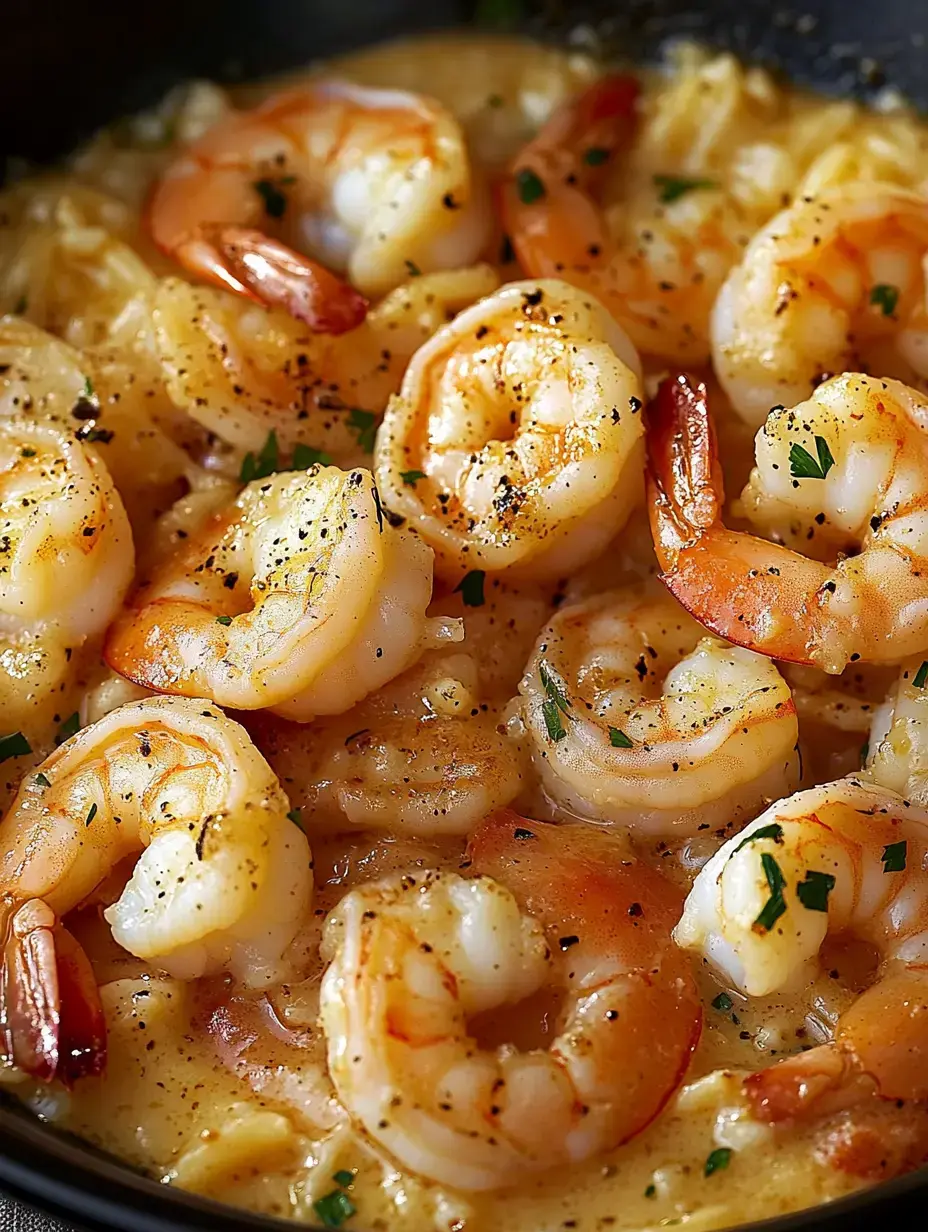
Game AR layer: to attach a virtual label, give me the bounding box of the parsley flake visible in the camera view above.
[654,175,718,204]
[347,408,377,453]
[292,443,333,470]
[287,808,304,829]
[55,712,80,746]
[870,284,899,317]
[240,430,280,483]
[0,731,30,763]
[711,992,733,1012]
[796,869,835,912]
[332,1170,355,1188]
[476,0,524,26]
[914,661,928,689]
[34,772,51,788]
[313,1189,357,1228]
[644,1184,657,1199]
[753,852,787,932]
[216,615,233,626]
[732,822,784,855]
[515,168,545,204]
[542,698,567,742]
[882,840,907,873]
[583,147,610,166]
[609,726,633,748]
[788,436,835,480]
[404,260,421,277]
[85,803,98,827]
[454,570,486,607]
[704,1147,733,1177]
[539,661,571,716]
[400,469,427,487]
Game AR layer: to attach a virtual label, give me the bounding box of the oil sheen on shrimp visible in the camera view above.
[0,695,311,1083]
[865,658,928,805]
[648,371,928,673]
[519,585,799,836]
[105,466,458,719]
[320,811,701,1189]
[676,779,928,1116]
[148,80,490,317]
[712,183,928,426]
[376,279,645,581]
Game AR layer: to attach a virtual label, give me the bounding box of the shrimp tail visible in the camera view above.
[0,899,105,1086]
[196,226,369,334]
[743,1044,856,1123]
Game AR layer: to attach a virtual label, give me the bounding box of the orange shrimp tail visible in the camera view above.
[200,226,369,334]
[743,1044,854,1124]
[646,373,827,666]
[0,899,105,1086]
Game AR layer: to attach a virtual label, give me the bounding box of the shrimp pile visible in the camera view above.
[6,29,928,1232]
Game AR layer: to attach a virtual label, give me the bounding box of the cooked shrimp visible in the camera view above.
[376,279,645,581]
[148,81,490,318]
[502,75,742,363]
[319,811,701,1188]
[0,415,133,642]
[519,585,799,836]
[712,183,928,426]
[648,371,928,673]
[105,466,458,719]
[0,695,312,1082]
[152,265,500,456]
[864,659,928,805]
[675,779,928,1118]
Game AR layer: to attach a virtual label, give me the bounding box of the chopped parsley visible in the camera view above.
[711,992,733,1012]
[78,426,115,444]
[287,808,304,829]
[654,174,718,204]
[404,260,421,277]
[240,430,280,483]
[704,1147,733,1177]
[20,448,35,458]
[292,443,333,469]
[788,435,835,481]
[583,147,610,166]
[347,408,377,453]
[400,469,427,486]
[542,699,567,742]
[85,803,98,827]
[539,661,571,716]
[253,178,293,220]
[454,569,486,607]
[609,726,633,748]
[332,1170,355,1188]
[515,168,545,205]
[83,376,95,399]
[55,712,80,746]
[644,1184,657,1199]
[882,839,907,873]
[475,0,524,26]
[34,772,51,788]
[732,821,784,855]
[753,852,787,932]
[0,731,30,764]
[870,283,899,317]
[796,869,835,912]
[914,661,928,689]
[216,615,233,626]
[312,1189,357,1228]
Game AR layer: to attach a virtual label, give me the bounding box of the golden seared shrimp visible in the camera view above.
[864,658,928,805]
[320,812,700,1188]
[149,81,490,318]
[675,779,928,1119]
[0,416,132,642]
[648,371,928,674]
[105,466,458,719]
[712,184,928,427]
[502,75,741,363]
[376,279,645,581]
[0,696,311,1083]
[519,585,799,836]
[152,265,499,456]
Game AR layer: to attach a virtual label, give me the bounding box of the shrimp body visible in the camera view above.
[865,659,928,805]
[149,82,489,315]
[376,279,645,581]
[503,75,741,363]
[0,696,311,1081]
[648,371,928,673]
[0,416,133,641]
[105,466,458,719]
[520,586,799,836]
[712,183,928,426]
[320,812,701,1189]
[676,779,928,1109]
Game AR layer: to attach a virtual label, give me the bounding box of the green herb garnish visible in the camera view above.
[313,1189,357,1228]
[85,803,98,827]
[34,772,51,788]
[542,698,567,742]
[515,168,545,205]
[654,175,719,204]
[287,808,304,829]
[704,1147,733,1177]
[609,727,633,748]
[55,712,80,746]
[796,869,835,912]
[711,992,733,1012]
[870,284,899,317]
[292,444,333,470]
[400,469,426,486]
[584,147,610,166]
[753,852,787,932]
[240,430,280,483]
[475,0,524,27]
[644,1184,657,1199]
[0,731,30,764]
[332,1170,355,1188]
[404,260,421,277]
[914,661,928,689]
[882,840,907,873]
[732,822,784,855]
[788,436,835,481]
[347,408,377,453]
[454,569,486,608]
[216,615,233,626]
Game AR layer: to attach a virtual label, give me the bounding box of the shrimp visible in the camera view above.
[148,81,490,318]
[152,265,500,457]
[0,695,312,1082]
[502,75,742,363]
[0,415,133,643]
[864,659,928,805]
[712,183,928,427]
[319,811,701,1189]
[647,371,928,673]
[519,585,799,836]
[675,779,928,1119]
[376,279,646,581]
[105,466,458,720]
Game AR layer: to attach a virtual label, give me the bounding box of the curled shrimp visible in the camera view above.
[712,183,928,426]
[675,779,928,1118]
[0,415,133,643]
[502,75,741,363]
[319,811,701,1189]
[519,585,799,836]
[105,466,457,719]
[148,81,490,318]
[0,695,312,1081]
[648,371,928,674]
[376,279,645,581]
